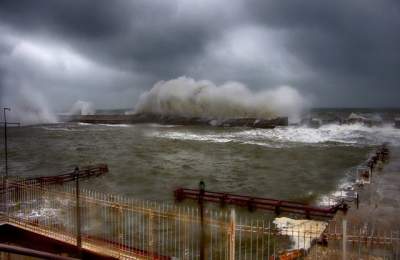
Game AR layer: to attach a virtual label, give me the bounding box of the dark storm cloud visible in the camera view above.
[0,0,229,77]
[0,0,399,109]
[246,0,400,106]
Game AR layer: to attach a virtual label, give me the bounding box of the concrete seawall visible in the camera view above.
[60,114,289,129]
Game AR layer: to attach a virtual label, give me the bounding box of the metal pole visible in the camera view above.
[229,208,236,260]
[356,193,359,209]
[342,216,347,260]
[199,180,205,260]
[3,108,10,217]
[3,108,10,179]
[75,167,82,254]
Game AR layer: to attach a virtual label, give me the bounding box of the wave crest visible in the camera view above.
[135,77,306,122]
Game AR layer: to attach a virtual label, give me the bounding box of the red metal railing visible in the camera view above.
[1,164,108,194]
[175,188,347,219]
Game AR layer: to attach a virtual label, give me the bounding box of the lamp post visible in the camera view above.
[3,108,10,180]
[2,108,10,216]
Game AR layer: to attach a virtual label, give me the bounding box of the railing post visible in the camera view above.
[356,192,359,209]
[148,209,154,257]
[75,167,82,255]
[199,181,205,260]
[342,216,347,260]
[228,208,236,260]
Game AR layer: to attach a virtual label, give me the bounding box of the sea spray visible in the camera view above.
[69,100,96,115]
[135,77,307,122]
[0,85,57,125]
[273,217,328,250]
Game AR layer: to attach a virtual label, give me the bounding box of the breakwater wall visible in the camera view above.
[60,114,289,129]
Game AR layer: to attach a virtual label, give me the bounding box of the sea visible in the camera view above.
[1,108,400,206]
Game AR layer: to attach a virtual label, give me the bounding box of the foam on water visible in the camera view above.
[273,217,328,250]
[148,123,400,147]
[317,179,356,207]
[98,124,131,128]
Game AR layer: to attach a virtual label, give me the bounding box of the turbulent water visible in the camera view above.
[1,109,400,205]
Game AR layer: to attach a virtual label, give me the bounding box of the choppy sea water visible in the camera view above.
[2,118,399,205]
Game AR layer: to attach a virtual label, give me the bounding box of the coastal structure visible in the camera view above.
[60,114,289,129]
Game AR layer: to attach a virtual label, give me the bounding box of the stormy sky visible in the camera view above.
[0,0,399,111]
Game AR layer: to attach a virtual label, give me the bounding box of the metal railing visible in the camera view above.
[1,178,399,259]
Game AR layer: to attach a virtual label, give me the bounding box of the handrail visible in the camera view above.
[0,243,78,260]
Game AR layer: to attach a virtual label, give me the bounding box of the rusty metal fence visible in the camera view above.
[1,178,400,259]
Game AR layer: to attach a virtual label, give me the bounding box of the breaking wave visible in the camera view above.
[0,85,57,125]
[69,100,95,115]
[135,77,306,122]
[149,123,400,147]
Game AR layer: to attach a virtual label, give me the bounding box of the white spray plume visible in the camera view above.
[68,100,95,115]
[1,86,57,125]
[135,77,307,122]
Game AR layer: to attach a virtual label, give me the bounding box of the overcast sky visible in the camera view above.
[0,0,399,111]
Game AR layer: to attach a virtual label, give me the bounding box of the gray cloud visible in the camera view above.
[0,0,399,111]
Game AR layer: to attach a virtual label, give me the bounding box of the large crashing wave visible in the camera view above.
[135,77,307,122]
[69,100,95,115]
[1,86,57,125]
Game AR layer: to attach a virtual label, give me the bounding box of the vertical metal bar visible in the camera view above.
[220,211,223,260]
[3,106,9,218]
[267,221,270,260]
[238,216,241,259]
[149,205,154,258]
[192,206,195,260]
[256,220,259,260]
[342,217,347,260]
[199,181,205,260]
[178,207,182,258]
[74,167,82,254]
[228,209,236,260]
[244,217,247,260]
[210,212,213,260]
[250,218,253,260]
[261,220,265,260]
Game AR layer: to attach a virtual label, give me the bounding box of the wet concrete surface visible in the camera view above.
[341,146,400,231]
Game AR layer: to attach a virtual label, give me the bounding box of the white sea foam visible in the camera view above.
[135,76,306,122]
[148,123,400,147]
[69,100,95,115]
[273,217,328,250]
[317,180,356,207]
[98,124,131,128]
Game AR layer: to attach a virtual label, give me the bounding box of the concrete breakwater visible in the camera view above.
[60,113,289,128]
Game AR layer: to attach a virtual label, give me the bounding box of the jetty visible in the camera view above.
[60,113,289,129]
